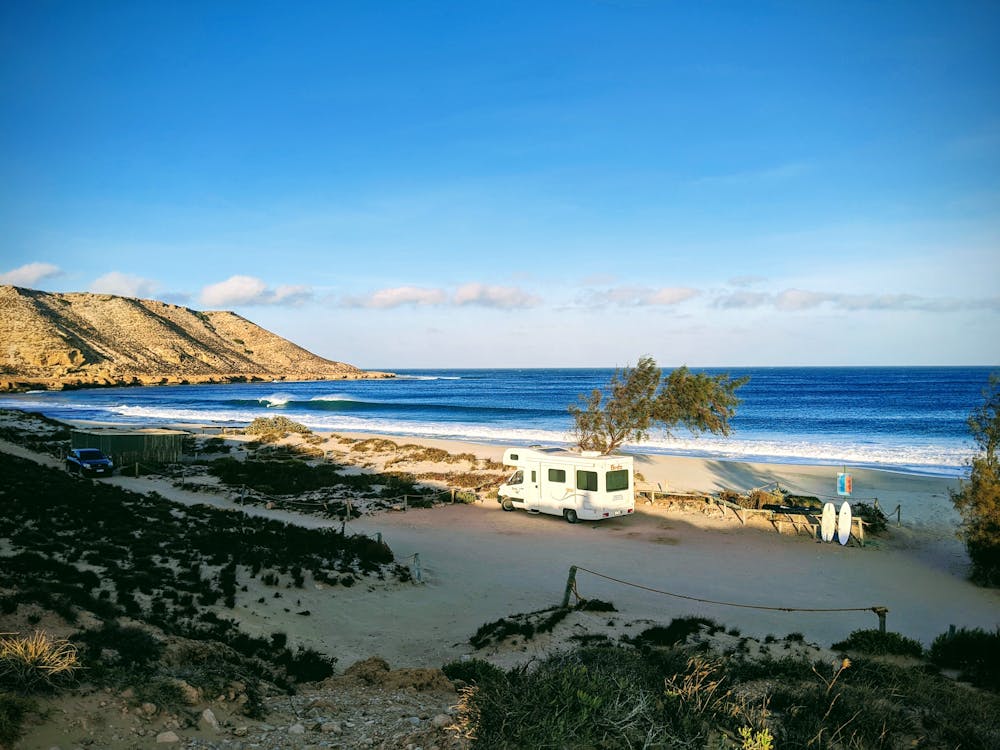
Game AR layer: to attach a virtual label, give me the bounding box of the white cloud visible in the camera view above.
[347,286,448,309]
[713,288,1000,313]
[454,283,540,309]
[602,286,701,306]
[89,271,158,298]
[715,290,772,309]
[272,284,314,306]
[344,283,540,309]
[774,288,832,311]
[0,262,62,287]
[200,275,313,307]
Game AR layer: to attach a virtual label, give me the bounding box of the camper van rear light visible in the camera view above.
[602,512,609,517]
[627,508,633,513]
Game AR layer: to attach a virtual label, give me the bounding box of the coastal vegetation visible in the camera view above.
[0,450,404,739]
[569,356,749,453]
[950,373,1000,584]
[453,615,1000,749]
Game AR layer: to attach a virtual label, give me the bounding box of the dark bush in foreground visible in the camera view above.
[930,626,1000,692]
[832,629,924,657]
[626,616,721,648]
[441,659,505,687]
[0,693,35,748]
[456,642,1000,749]
[73,622,165,669]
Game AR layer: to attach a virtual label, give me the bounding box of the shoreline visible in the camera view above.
[58,420,960,544]
[1,411,996,669]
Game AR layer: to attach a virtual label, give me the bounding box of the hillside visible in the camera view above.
[0,285,392,391]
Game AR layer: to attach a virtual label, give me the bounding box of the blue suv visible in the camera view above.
[66,448,114,477]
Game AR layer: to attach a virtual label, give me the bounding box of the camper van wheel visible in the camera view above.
[564,509,578,524]
[501,498,515,512]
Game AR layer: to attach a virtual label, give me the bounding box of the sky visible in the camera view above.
[1,1,998,368]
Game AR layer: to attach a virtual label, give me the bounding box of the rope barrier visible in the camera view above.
[572,565,882,615]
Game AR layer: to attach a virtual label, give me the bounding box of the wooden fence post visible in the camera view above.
[561,565,578,609]
[873,606,888,634]
[412,553,422,583]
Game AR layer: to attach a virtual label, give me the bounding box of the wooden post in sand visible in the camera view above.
[450,488,456,504]
[873,606,889,634]
[561,565,578,609]
[412,553,422,583]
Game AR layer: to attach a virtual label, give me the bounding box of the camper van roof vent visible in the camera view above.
[580,450,602,457]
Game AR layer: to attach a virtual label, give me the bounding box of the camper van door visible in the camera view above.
[542,463,573,513]
[522,463,540,510]
[575,467,599,515]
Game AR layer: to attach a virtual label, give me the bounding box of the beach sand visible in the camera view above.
[7,416,995,673]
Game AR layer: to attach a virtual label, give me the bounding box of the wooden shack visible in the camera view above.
[70,428,187,466]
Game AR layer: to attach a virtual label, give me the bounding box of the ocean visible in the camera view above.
[1,367,993,477]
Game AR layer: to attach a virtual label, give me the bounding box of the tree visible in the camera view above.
[951,374,1000,585]
[569,356,749,454]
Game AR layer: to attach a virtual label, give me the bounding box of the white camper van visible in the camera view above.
[497,447,635,523]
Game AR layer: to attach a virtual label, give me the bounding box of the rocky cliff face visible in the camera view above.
[0,285,392,391]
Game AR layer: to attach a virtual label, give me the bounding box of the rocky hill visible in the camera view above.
[0,285,392,391]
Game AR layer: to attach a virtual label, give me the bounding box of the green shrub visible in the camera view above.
[929,626,1000,692]
[832,629,924,657]
[950,374,1000,585]
[245,416,311,436]
[0,693,35,748]
[441,658,505,687]
[469,608,570,649]
[627,616,719,648]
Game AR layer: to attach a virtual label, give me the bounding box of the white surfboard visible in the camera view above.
[838,502,852,546]
[821,502,836,542]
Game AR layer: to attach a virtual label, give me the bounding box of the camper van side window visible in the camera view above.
[510,453,518,461]
[576,470,598,491]
[606,469,630,492]
[548,468,566,483]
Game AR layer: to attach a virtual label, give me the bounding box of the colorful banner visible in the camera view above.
[837,472,853,496]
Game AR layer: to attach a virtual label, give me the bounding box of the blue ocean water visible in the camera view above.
[1,367,993,477]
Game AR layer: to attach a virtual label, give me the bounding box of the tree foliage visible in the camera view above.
[569,357,749,453]
[951,374,1000,585]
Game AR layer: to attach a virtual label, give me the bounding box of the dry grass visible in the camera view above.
[0,631,79,693]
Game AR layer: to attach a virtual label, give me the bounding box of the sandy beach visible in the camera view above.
[7,415,995,672]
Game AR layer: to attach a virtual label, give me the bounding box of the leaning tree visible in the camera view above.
[569,356,749,454]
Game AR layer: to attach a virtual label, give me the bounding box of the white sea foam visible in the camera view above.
[309,393,380,403]
[258,393,294,407]
[394,375,461,381]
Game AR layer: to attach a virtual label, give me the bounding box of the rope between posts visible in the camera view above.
[573,566,881,614]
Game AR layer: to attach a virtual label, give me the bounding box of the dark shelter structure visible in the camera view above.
[70,428,187,467]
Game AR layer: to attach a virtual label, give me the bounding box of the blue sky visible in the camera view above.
[1,1,998,367]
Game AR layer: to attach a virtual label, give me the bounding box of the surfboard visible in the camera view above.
[838,502,852,546]
[821,502,836,542]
